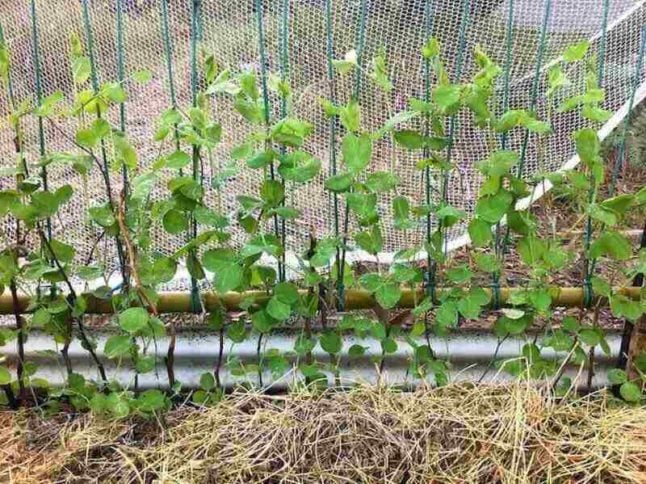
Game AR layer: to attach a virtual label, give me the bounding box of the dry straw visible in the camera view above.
[1,382,645,483]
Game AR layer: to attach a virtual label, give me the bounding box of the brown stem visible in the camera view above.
[618,222,646,378]
[214,326,224,389]
[114,190,175,388]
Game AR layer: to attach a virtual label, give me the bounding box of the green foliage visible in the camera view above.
[0,32,643,414]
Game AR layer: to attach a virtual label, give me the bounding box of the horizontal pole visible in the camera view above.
[4,329,622,390]
[0,287,641,314]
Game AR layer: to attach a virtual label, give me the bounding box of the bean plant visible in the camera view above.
[0,31,644,418]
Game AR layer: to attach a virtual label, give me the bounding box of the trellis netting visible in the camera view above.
[0,0,645,287]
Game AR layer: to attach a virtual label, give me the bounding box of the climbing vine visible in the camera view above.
[0,26,644,418]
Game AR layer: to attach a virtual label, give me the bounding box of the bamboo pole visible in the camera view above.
[0,287,641,315]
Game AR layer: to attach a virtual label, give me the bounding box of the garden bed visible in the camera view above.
[1,383,644,483]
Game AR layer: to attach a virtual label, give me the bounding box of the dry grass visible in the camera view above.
[1,383,645,483]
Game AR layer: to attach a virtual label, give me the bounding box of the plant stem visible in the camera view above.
[2,384,18,410]
[256,332,264,387]
[215,326,224,389]
[9,278,26,402]
[38,230,108,383]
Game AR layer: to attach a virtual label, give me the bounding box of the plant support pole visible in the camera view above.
[0,287,639,315]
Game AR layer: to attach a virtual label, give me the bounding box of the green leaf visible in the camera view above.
[107,394,131,419]
[294,335,316,355]
[422,37,440,59]
[215,263,243,293]
[89,205,116,227]
[267,296,291,321]
[359,273,401,309]
[246,150,274,169]
[240,233,283,258]
[355,225,383,255]
[278,151,321,183]
[199,372,216,391]
[591,276,611,297]
[360,273,383,293]
[436,205,465,227]
[375,282,402,309]
[562,316,580,333]
[610,295,643,322]
[433,84,461,111]
[163,209,189,234]
[252,310,274,333]
[325,173,354,193]
[131,173,157,200]
[320,331,342,354]
[346,193,378,222]
[391,264,420,283]
[446,265,472,284]
[202,249,243,293]
[457,293,484,319]
[574,128,601,166]
[104,335,133,359]
[339,100,360,132]
[72,56,91,84]
[135,356,156,374]
[133,70,152,83]
[436,301,458,330]
[563,40,590,62]
[607,368,628,385]
[591,231,632,261]
[381,337,398,354]
[118,307,150,334]
[47,239,75,264]
[342,134,372,174]
[0,366,11,385]
[348,344,367,358]
[271,118,312,147]
[166,150,191,170]
[517,236,547,266]
[274,282,299,305]
[474,253,500,273]
[468,218,493,247]
[227,320,247,343]
[194,206,227,228]
[578,328,602,347]
[601,194,634,216]
[365,172,399,193]
[589,204,618,226]
[260,179,285,207]
[619,381,642,402]
[393,130,426,150]
[475,190,513,224]
[75,128,98,148]
[477,150,519,177]
[371,52,393,92]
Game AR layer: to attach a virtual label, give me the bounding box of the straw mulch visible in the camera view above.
[1,383,645,483]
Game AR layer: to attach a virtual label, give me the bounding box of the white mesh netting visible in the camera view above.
[1,0,645,285]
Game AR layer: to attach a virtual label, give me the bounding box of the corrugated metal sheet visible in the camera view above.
[4,329,622,390]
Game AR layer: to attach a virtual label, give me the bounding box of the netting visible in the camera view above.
[1,0,645,286]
